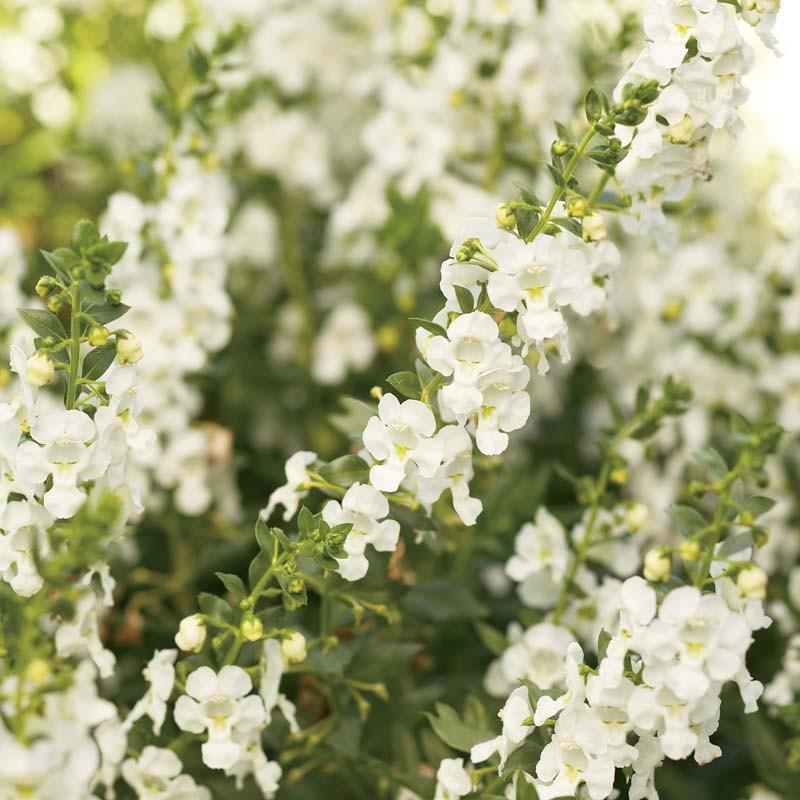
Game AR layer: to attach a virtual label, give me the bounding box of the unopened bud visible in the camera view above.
[582,212,607,242]
[241,617,264,642]
[281,631,307,663]
[116,332,143,364]
[495,203,516,230]
[35,276,58,298]
[88,326,109,346]
[175,614,206,652]
[567,197,588,218]
[679,539,702,561]
[24,659,52,686]
[644,548,671,582]
[737,565,767,599]
[552,140,571,156]
[26,352,54,387]
[625,502,650,531]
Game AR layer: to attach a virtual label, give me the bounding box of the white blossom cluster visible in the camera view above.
[100,156,238,517]
[471,573,769,800]
[616,0,775,247]
[0,0,76,129]
[120,637,299,797]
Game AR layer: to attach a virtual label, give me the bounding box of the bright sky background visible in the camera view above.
[745,4,800,164]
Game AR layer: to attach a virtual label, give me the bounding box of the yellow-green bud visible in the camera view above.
[679,539,702,561]
[644,548,671,582]
[737,565,767,599]
[495,203,516,230]
[553,140,570,156]
[281,631,307,663]
[175,614,206,652]
[88,326,109,346]
[567,197,588,218]
[582,212,607,242]
[116,333,143,364]
[242,617,264,642]
[24,658,51,686]
[26,352,55,387]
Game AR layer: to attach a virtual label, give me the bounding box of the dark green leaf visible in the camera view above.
[18,308,66,341]
[387,372,422,400]
[215,572,246,599]
[410,318,447,337]
[454,285,475,313]
[319,454,370,488]
[82,345,116,381]
[424,703,494,752]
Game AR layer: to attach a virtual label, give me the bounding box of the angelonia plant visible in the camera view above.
[0,1,798,799]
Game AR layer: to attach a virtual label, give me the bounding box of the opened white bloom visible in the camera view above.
[261,450,317,522]
[122,746,212,800]
[321,482,400,581]
[0,499,52,596]
[434,758,472,800]
[260,638,300,733]
[362,393,442,492]
[505,507,570,608]
[29,410,101,519]
[124,649,177,735]
[174,665,266,770]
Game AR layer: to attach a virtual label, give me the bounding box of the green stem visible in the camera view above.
[527,124,598,242]
[65,284,82,409]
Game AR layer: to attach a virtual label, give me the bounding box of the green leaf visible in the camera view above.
[718,531,754,558]
[318,454,370,488]
[668,504,707,536]
[18,308,66,341]
[248,550,272,593]
[597,628,612,661]
[516,207,539,240]
[501,739,543,778]
[425,703,494,752]
[297,506,315,536]
[70,219,100,251]
[82,345,116,381]
[198,592,235,625]
[401,580,486,621]
[454,285,475,313]
[517,774,540,800]
[742,495,776,518]
[410,318,447,338]
[40,247,79,280]
[474,621,507,656]
[692,447,728,481]
[215,572,246,599]
[86,303,130,324]
[584,88,602,122]
[387,371,422,400]
[546,164,564,188]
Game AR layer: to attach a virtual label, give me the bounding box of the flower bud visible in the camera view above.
[175,614,206,652]
[679,539,701,561]
[582,212,606,242]
[281,631,307,663]
[552,140,570,156]
[495,203,516,230]
[116,333,143,364]
[737,565,767,599]
[241,617,264,642]
[25,658,52,686]
[667,115,695,145]
[567,197,588,218]
[644,548,671,582]
[35,276,58,298]
[625,502,650,531]
[26,352,55,387]
[88,326,109,346]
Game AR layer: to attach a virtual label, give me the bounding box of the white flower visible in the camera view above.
[471,685,534,769]
[473,362,531,455]
[174,665,266,770]
[321,482,400,581]
[116,333,143,365]
[0,499,52,596]
[29,410,101,519]
[124,649,177,736]
[175,614,207,653]
[485,622,576,697]
[259,638,300,733]
[362,393,442,492]
[505,508,570,608]
[434,758,472,800]
[261,450,317,522]
[122,746,212,800]
[312,303,376,385]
